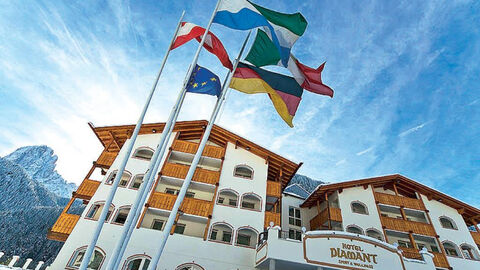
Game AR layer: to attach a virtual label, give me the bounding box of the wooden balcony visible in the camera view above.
[471,231,480,245]
[374,192,425,210]
[266,181,281,198]
[398,247,449,268]
[47,213,80,242]
[75,179,101,200]
[148,192,211,217]
[264,212,281,228]
[96,150,117,168]
[172,140,225,159]
[380,216,436,237]
[310,207,342,230]
[162,162,219,185]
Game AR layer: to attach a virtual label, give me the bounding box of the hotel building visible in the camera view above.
[47,120,480,270]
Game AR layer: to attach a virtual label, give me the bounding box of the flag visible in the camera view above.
[245,30,334,97]
[230,62,303,127]
[171,22,233,70]
[186,65,222,97]
[213,0,307,66]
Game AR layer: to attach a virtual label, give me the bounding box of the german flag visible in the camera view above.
[230,62,303,127]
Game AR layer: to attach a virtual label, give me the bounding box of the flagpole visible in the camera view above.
[108,0,222,267]
[105,11,185,270]
[78,10,187,270]
[147,30,252,270]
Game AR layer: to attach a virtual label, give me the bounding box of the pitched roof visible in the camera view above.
[301,174,480,223]
[284,183,310,199]
[88,120,300,189]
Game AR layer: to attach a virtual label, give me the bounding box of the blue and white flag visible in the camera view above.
[186,65,222,97]
[213,0,307,66]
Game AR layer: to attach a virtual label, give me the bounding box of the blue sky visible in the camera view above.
[0,1,479,206]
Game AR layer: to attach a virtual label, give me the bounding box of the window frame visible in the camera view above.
[174,223,186,235]
[216,189,239,208]
[288,206,302,227]
[105,170,132,187]
[129,174,144,190]
[121,254,152,270]
[443,241,461,257]
[85,202,115,222]
[350,201,369,215]
[111,206,131,225]
[439,216,458,230]
[240,192,262,212]
[365,228,384,241]
[132,147,155,161]
[151,219,165,231]
[233,164,254,180]
[345,225,364,235]
[235,226,258,248]
[208,222,234,245]
[66,246,105,270]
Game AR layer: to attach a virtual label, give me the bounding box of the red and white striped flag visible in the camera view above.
[171,22,233,70]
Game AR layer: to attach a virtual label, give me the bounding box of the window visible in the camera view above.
[175,263,204,270]
[209,223,233,244]
[236,227,258,248]
[443,242,460,257]
[351,202,368,215]
[240,193,261,211]
[133,148,154,160]
[439,217,457,230]
[67,247,105,269]
[130,175,144,190]
[165,188,177,195]
[366,229,383,241]
[460,244,479,260]
[123,256,150,270]
[106,171,131,187]
[86,203,114,222]
[151,219,164,231]
[233,165,253,179]
[112,207,130,224]
[346,225,364,235]
[289,207,302,227]
[289,229,302,241]
[174,223,186,234]
[185,191,195,198]
[398,240,413,249]
[217,189,238,207]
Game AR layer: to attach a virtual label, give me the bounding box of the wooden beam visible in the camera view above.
[108,131,121,150]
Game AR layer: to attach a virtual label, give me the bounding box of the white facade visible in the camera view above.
[49,129,480,270]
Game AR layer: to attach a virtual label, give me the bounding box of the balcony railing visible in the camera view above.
[96,150,117,168]
[148,192,211,217]
[75,179,101,200]
[374,192,425,210]
[162,162,219,185]
[172,140,225,159]
[266,181,281,198]
[264,212,281,228]
[310,207,342,230]
[398,247,449,268]
[47,213,80,241]
[381,216,436,236]
[471,231,480,245]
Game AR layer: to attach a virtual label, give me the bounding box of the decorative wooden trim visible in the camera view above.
[371,184,389,243]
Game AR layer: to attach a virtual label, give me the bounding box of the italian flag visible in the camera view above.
[245,30,334,97]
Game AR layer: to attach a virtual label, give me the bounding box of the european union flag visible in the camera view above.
[186,65,222,97]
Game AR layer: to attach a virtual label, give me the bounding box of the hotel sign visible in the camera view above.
[303,234,406,270]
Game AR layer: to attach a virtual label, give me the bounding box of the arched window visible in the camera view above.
[106,170,132,187]
[130,174,144,190]
[133,147,154,160]
[366,228,383,241]
[85,202,114,222]
[209,222,234,244]
[175,263,205,270]
[460,244,479,260]
[217,189,238,207]
[240,193,262,211]
[233,165,253,179]
[351,201,368,215]
[236,227,258,248]
[443,241,461,257]
[439,216,457,230]
[112,206,130,225]
[122,255,151,270]
[346,225,364,235]
[67,246,105,269]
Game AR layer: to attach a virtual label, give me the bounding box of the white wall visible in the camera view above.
[281,194,308,232]
[338,186,384,236]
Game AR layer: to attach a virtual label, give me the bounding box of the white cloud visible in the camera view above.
[399,122,430,137]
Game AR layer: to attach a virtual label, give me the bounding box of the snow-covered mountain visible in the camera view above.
[286,174,324,196]
[4,146,76,198]
[0,146,82,267]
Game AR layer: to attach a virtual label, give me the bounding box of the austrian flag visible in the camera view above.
[171,22,233,70]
